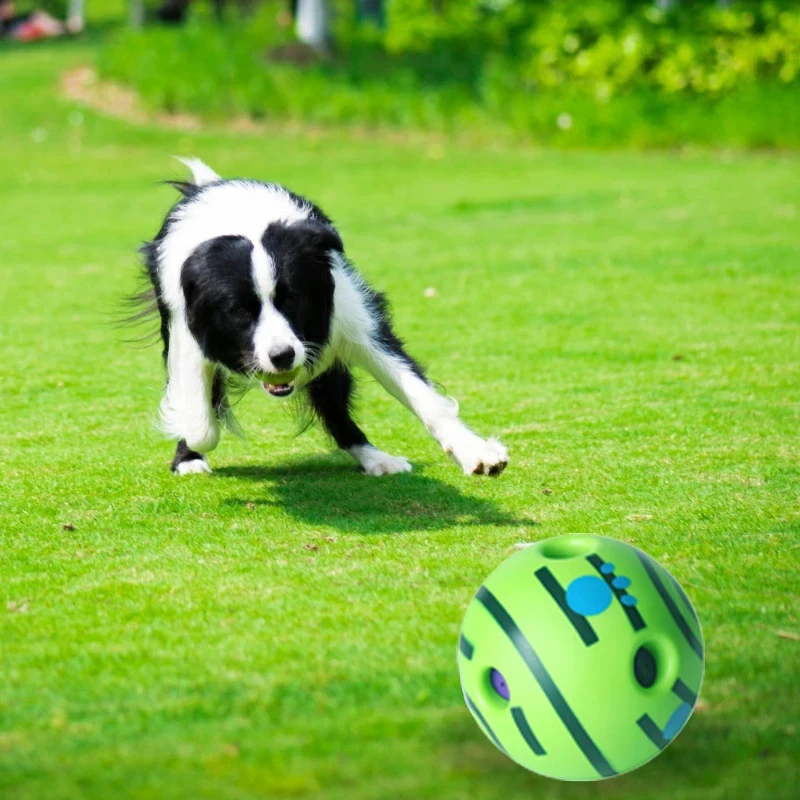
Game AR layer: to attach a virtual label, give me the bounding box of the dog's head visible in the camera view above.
[180,217,342,397]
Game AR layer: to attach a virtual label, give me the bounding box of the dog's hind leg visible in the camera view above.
[308,362,411,476]
[329,259,507,475]
[353,342,508,477]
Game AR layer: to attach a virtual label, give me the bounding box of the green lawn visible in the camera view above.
[1,36,799,800]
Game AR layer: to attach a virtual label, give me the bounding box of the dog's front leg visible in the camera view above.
[355,346,509,476]
[161,320,219,474]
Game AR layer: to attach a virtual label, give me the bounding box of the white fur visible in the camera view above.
[160,320,220,453]
[348,445,412,476]
[444,435,509,476]
[175,457,212,476]
[330,256,508,476]
[249,240,275,301]
[330,257,380,357]
[363,353,508,475]
[253,303,305,374]
[175,156,221,186]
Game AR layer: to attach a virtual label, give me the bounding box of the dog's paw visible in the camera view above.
[350,445,412,476]
[173,458,213,476]
[363,453,412,477]
[446,435,508,477]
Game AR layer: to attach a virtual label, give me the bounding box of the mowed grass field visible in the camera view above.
[2,37,800,800]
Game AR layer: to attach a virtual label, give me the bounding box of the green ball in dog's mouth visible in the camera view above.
[260,368,300,398]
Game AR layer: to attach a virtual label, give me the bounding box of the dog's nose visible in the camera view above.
[269,346,296,372]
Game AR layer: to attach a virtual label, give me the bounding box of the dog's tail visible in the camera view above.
[164,157,221,198]
[119,158,220,342]
[175,157,221,187]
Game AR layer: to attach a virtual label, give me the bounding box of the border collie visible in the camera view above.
[140,159,509,477]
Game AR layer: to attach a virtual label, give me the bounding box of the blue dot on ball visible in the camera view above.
[566,576,613,616]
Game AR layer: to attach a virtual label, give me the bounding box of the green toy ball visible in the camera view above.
[458,534,704,781]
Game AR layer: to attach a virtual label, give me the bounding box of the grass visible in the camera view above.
[2,30,800,800]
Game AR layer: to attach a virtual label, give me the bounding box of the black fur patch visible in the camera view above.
[181,235,260,372]
[261,219,340,362]
[307,362,370,450]
[171,439,206,472]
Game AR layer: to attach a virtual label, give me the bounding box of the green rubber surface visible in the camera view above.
[459,535,704,781]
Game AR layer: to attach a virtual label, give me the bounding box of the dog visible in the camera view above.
[139,158,509,477]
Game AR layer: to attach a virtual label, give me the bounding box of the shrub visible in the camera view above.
[357,0,800,98]
[96,1,800,147]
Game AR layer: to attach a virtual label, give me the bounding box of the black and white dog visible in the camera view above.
[140,159,508,477]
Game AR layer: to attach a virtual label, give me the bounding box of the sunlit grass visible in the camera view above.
[1,37,799,800]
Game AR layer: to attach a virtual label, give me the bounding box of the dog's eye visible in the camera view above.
[276,291,296,310]
[230,305,254,321]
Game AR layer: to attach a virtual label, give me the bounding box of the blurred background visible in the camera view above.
[4,0,799,147]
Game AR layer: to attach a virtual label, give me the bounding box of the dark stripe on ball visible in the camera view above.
[464,692,507,754]
[459,634,475,661]
[637,714,669,750]
[672,678,698,706]
[635,552,703,659]
[535,567,599,646]
[586,554,646,632]
[667,571,701,626]
[511,706,546,756]
[475,585,617,778]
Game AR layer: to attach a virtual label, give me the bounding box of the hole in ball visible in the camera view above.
[634,645,658,688]
[539,536,594,560]
[488,668,511,701]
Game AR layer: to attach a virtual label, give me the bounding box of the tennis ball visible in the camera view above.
[458,534,704,781]
[260,367,300,384]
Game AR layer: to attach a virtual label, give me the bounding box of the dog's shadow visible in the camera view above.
[217,456,534,535]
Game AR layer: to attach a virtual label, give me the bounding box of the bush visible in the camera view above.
[96,1,800,147]
[367,0,800,98]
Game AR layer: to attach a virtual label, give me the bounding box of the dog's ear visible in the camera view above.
[264,219,344,261]
[294,220,345,256]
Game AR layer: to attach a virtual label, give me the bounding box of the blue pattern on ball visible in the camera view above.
[566,576,613,616]
[663,702,692,740]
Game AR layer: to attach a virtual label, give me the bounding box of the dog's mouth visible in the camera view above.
[259,370,300,398]
[264,380,294,397]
